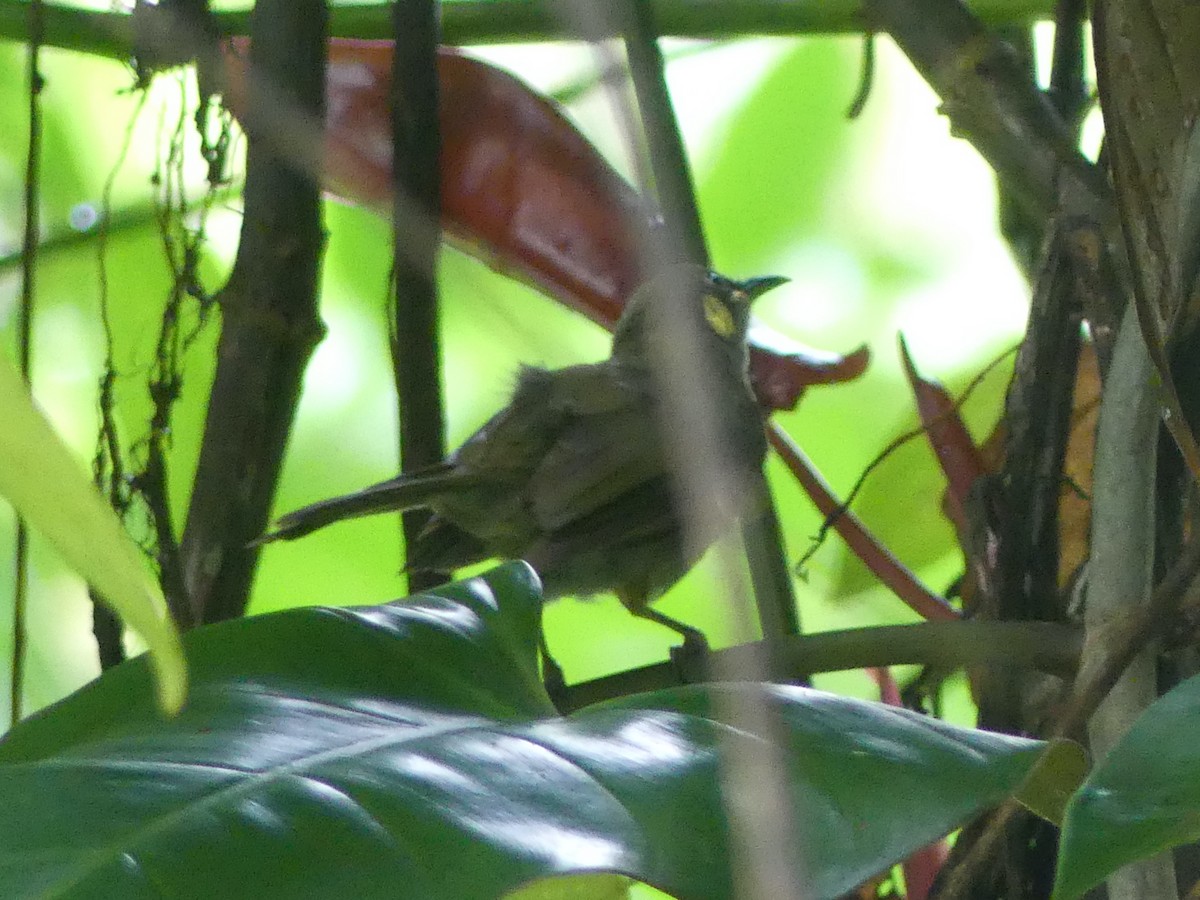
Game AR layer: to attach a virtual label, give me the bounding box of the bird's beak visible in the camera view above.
[740,275,789,302]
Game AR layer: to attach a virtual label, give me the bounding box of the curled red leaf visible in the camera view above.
[221,38,868,410]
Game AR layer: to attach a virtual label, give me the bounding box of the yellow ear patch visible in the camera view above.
[703,294,735,338]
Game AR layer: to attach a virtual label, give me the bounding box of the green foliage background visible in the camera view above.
[0,18,1025,721]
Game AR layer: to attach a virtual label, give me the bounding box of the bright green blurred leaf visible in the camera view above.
[701,40,854,271]
[0,352,185,714]
[1054,673,1200,899]
[0,561,1048,899]
[506,873,631,900]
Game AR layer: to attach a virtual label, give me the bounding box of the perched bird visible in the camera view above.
[259,266,785,642]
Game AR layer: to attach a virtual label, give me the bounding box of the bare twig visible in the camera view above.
[389,0,446,593]
[559,619,1081,712]
[793,345,1015,583]
[769,424,960,622]
[11,0,44,726]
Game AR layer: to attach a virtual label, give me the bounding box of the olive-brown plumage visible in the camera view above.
[260,266,783,639]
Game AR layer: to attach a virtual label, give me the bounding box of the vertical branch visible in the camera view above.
[621,0,800,642]
[615,4,807,898]
[389,0,445,592]
[91,92,150,672]
[1084,307,1175,900]
[11,0,43,725]
[180,0,328,626]
[1046,0,1089,130]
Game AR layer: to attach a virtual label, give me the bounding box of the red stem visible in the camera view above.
[768,423,960,622]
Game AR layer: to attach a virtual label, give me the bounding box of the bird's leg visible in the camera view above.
[618,589,709,678]
[632,606,709,653]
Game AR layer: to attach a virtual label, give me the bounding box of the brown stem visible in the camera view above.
[768,423,960,622]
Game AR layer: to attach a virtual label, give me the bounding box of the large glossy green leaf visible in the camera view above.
[0,352,185,714]
[0,561,1048,899]
[1054,672,1200,899]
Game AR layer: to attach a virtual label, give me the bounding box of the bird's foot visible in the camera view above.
[620,597,710,682]
[635,608,709,681]
[667,626,709,683]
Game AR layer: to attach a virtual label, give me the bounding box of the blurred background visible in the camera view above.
[0,3,1047,722]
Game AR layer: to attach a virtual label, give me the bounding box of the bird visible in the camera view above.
[258,266,786,644]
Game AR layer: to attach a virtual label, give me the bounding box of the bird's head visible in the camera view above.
[612,266,788,371]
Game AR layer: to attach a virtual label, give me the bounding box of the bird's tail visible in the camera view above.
[256,463,469,544]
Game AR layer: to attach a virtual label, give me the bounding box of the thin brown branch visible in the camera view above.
[770,423,960,623]
[390,0,446,593]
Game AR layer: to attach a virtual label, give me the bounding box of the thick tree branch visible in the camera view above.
[863,0,1119,265]
[179,0,328,626]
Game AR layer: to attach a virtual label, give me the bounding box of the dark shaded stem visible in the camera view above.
[560,620,1081,712]
[973,236,1080,735]
[936,533,1200,899]
[11,0,43,727]
[390,0,446,592]
[1047,0,1088,129]
[0,0,1056,61]
[179,0,328,626]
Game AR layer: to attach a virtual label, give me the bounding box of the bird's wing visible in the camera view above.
[452,365,564,475]
[529,401,668,531]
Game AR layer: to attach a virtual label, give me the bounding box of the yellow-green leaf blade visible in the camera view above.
[0,353,185,714]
